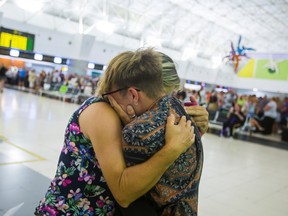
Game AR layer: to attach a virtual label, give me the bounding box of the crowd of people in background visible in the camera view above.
[176,88,288,138]
[1,64,288,139]
[2,65,100,103]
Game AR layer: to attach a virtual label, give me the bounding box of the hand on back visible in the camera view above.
[165,114,195,156]
[184,95,209,135]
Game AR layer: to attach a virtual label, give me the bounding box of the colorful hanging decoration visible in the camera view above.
[223,35,255,73]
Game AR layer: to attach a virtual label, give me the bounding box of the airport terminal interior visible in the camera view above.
[0,0,288,215]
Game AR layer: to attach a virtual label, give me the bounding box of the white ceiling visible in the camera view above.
[1,0,288,60]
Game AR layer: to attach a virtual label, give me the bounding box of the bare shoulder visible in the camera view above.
[81,101,113,116]
[79,101,122,139]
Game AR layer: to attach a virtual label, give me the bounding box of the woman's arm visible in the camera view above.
[79,102,194,208]
[235,111,245,121]
[227,107,233,118]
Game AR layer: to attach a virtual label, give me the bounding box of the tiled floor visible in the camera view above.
[0,162,51,216]
[1,88,288,216]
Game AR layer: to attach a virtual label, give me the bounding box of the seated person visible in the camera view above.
[207,90,218,111]
[221,103,245,137]
[250,97,277,134]
[279,97,288,130]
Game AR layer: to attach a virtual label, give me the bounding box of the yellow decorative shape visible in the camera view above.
[238,59,255,78]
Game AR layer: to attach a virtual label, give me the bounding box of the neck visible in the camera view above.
[138,93,166,114]
[147,94,166,110]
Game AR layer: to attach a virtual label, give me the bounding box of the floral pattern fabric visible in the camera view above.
[35,97,116,216]
[122,96,204,216]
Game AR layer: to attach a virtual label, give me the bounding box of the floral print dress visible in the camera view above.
[35,97,116,216]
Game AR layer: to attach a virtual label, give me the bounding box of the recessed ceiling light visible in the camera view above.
[10,49,20,57]
[88,63,95,69]
[54,57,62,64]
[34,54,43,61]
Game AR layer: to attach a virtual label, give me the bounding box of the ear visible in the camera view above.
[127,87,140,106]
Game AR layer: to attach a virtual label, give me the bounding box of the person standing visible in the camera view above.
[18,68,26,90]
[28,69,37,89]
[99,51,204,215]
[35,48,196,216]
[0,64,8,93]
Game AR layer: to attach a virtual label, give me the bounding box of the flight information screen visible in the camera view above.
[0,27,35,51]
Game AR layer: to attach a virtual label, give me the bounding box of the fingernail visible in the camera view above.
[127,105,135,115]
[127,105,133,111]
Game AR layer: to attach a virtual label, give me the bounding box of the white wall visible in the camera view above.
[1,18,128,65]
[1,9,287,94]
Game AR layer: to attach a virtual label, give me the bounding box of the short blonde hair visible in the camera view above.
[159,52,180,93]
[97,48,164,99]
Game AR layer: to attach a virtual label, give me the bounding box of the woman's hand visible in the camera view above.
[185,106,209,135]
[107,95,136,125]
[184,95,209,135]
[164,114,195,156]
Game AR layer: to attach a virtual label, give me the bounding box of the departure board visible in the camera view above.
[0,27,35,51]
